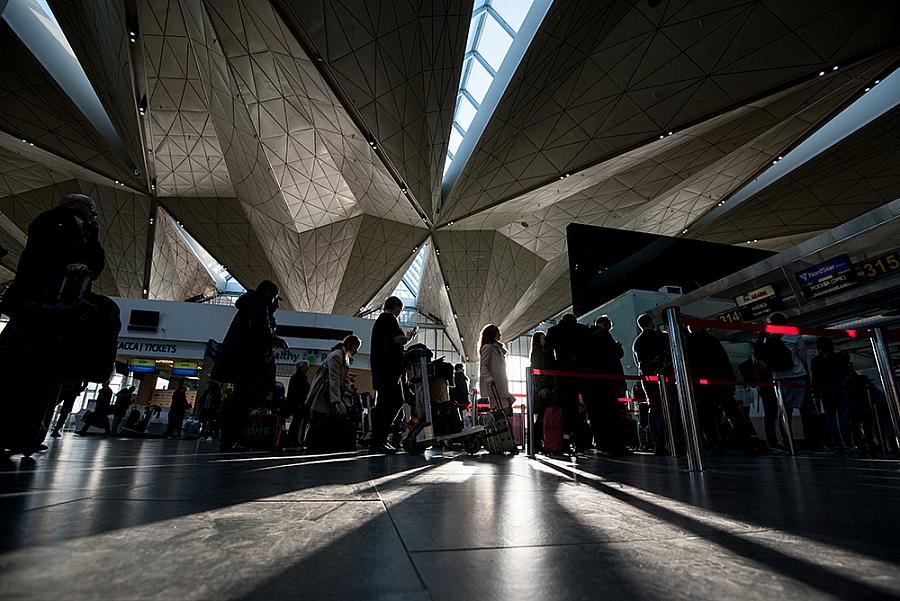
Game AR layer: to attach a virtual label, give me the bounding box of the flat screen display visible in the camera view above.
[567,224,774,316]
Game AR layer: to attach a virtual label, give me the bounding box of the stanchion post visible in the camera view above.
[526,367,535,458]
[657,375,677,459]
[665,307,704,472]
[871,327,900,451]
[773,380,796,456]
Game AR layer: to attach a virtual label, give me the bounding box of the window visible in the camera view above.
[442,0,548,178]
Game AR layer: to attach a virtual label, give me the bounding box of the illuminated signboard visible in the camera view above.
[794,254,860,300]
[859,251,900,282]
[171,361,199,376]
[129,358,156,373]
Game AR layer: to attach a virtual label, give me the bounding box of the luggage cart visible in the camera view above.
[402,346,484,455]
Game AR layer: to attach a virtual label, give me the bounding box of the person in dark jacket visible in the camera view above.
[811,337,852,451]
[452,363,470,408]
[585,315,627,455]
[50,381,87,438]
[1,194,104,318]
[165,384,190,438]
[544,314,592,450]
[78,381,113,436]
[529,331,552,452]
[111,386,136,435]
[368,296,417,454]
[1,194,106,454]
[686,326,739,453]
[633,314,680,455]
[212,280,287,449]
[285,361,311,447]
[195,381,222,440]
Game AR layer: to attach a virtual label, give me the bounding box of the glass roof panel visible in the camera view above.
[448,127,464,155]
[464,58,493,104]
[391,245,430,308]
[455,95,478,132]
[443,0,547,182]
[491,0,530,31]
[477,14,513,71]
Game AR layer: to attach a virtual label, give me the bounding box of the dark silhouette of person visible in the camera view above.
[165,384,190,439]
[585,315,627,455]
[195,381,223,439]
[78,381,113,436]
[529,331,553,452]
[285,361,311,447]
[544,314,592,451]
[452,363,470,409]
[111,386,136,435]
[810,337,852,450]
[211,280,287,450]
[50,381,87,437]
[633,314,681,455]
[686,326,742,453]
[368,296,416,454]
[1,194,106,454]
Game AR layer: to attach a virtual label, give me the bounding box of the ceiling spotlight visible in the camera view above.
[659,135,664,139]
[865,87,870,92]
[681,228,688,234]
[772,160,778,165]
[520,221,529,228]
[668,131,673,136]
[818,71,825,76]
[777,156,782,160]
[448,221,454,225]
[435,249,440,255]
[753,239,758,243]
[400,187,407,194]
[875,79,881,84]
[832,65,838,71]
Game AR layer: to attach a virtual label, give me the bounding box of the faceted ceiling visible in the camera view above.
[0,0,898,358]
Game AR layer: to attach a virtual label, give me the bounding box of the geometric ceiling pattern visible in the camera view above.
[149,208,218,302]
[1,0,898,358]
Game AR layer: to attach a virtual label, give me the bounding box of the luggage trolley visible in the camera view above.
[402,345,484,455]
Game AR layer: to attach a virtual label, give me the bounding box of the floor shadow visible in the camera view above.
[537,456,900,601]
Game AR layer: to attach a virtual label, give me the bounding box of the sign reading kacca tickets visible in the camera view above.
[794,254,860,300]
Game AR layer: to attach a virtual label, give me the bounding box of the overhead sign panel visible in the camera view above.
[794,254,860,300]
[734,285,775,307]
[129,358,156,373]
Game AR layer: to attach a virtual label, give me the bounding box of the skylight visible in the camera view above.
[2,0,130,167]
[391,245,429,307]
[166,211,246,295]
[441,0,552,193]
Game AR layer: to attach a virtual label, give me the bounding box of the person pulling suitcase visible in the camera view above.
[0,194,116,455]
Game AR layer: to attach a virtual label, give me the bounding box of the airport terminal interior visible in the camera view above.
[1,1,899,599]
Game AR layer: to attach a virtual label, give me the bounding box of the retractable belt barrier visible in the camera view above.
[524,308,900,467]
[531,368,809,389]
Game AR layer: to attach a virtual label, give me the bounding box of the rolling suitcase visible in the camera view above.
[543,406,566,454]
[479,410,517,454]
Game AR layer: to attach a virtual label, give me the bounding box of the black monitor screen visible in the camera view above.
[567,224,774,316]
[127,309,160,332]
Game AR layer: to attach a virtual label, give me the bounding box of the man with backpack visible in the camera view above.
[754,313,820,450]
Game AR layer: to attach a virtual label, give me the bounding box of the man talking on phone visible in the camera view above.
[368,296,417,454]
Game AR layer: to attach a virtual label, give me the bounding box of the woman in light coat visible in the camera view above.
[479,324,513,416]
[306,335,361,417]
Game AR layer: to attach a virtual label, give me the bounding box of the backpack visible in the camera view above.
[758,336,794,373]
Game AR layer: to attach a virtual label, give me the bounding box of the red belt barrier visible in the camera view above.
[532,368,808,389]
[681,316,868,339]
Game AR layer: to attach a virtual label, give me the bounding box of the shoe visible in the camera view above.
[369,442,398,455]
[49,431,61,438]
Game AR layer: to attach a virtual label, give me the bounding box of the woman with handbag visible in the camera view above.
[303,335,361,451]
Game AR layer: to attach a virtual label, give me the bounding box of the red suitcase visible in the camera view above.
[543,406,566,454]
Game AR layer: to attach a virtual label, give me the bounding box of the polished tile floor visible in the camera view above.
[2,437,899,601]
